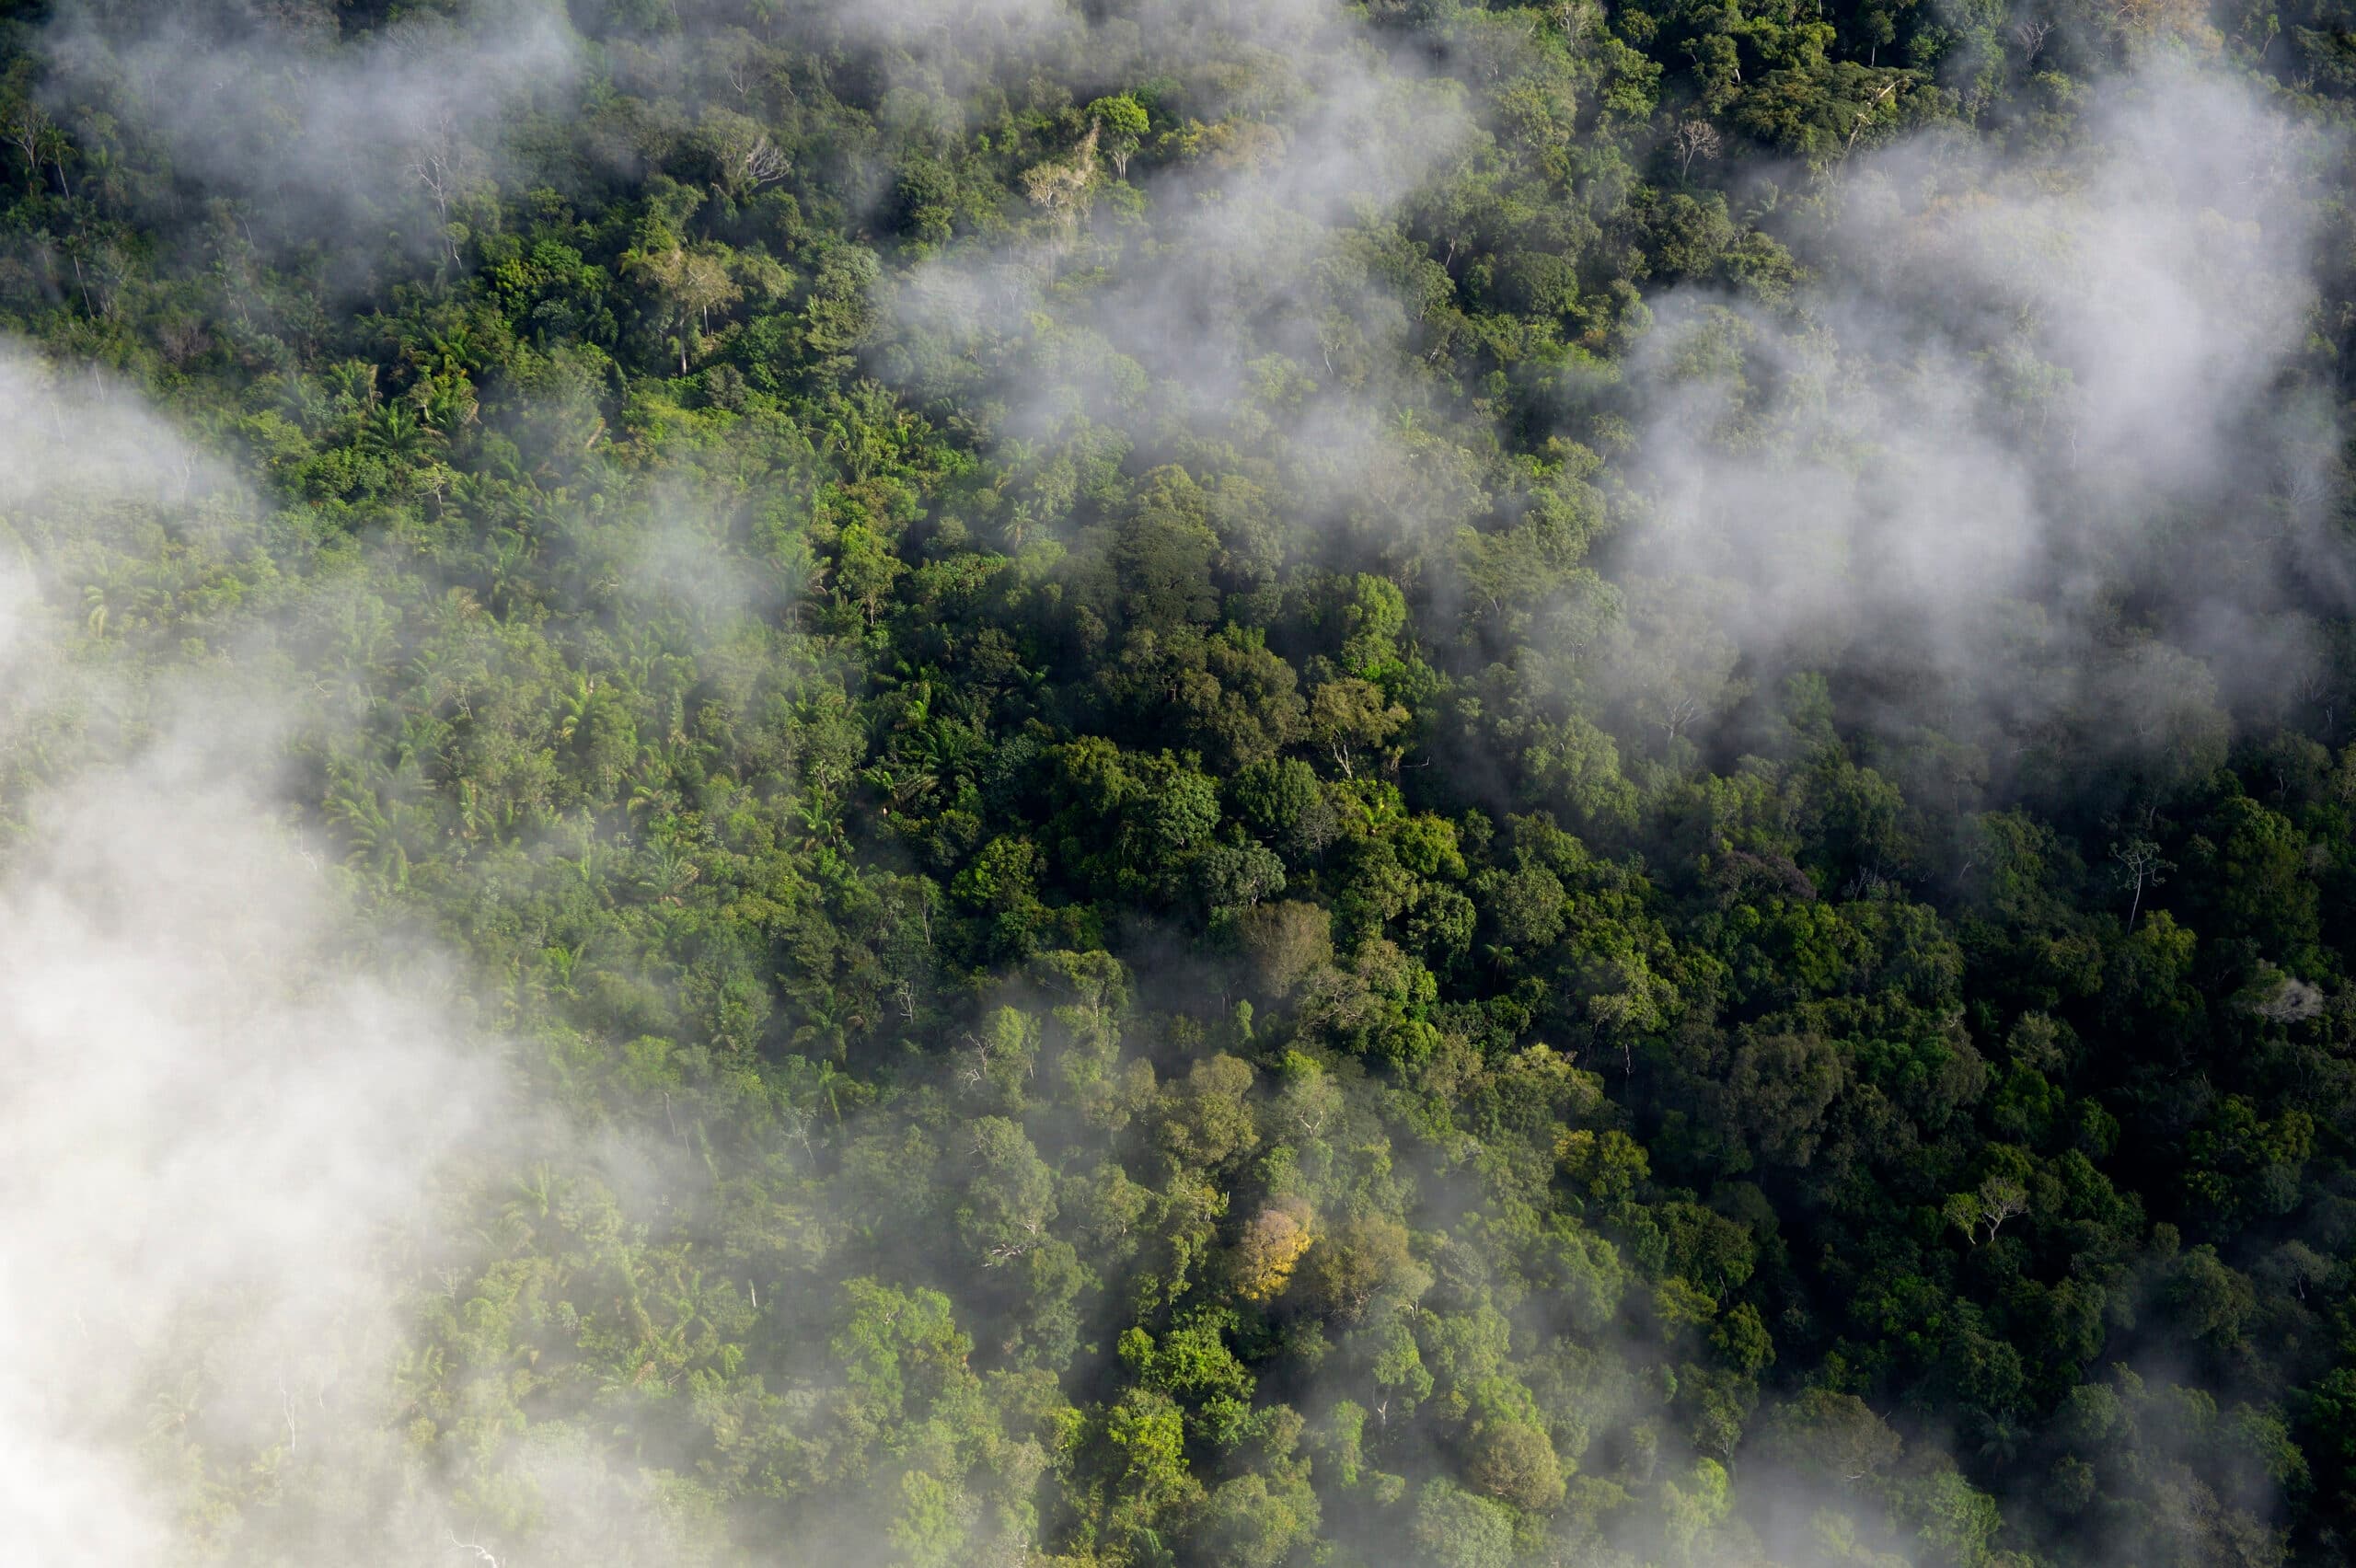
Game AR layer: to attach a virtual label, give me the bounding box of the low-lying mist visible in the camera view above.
[0,353,711,1566]
[1597,59,2346,797]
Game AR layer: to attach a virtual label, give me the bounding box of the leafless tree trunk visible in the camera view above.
[406,110,468,262]
[6,100,48,187]
[2110,837,2168,928]
[1975,1177,2028,1243]
[741,134,789,189]
[1844,81,1900,159]
[1673,119,1721,179]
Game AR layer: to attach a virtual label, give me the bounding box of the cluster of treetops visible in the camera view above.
[6,0,2356,1564]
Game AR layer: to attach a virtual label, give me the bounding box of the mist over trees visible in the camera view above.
[1,0,2355,1565]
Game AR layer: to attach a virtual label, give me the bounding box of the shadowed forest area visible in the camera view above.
[5,0,2356,1564]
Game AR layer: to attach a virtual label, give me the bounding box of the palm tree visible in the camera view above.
[364,402,443,464]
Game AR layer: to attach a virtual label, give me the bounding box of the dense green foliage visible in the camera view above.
[6,0,2356,1564]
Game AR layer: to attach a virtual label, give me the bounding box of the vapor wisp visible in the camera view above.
[1596,60,2346,785]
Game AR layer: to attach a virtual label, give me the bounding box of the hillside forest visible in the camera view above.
[5,1,2356,1566]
